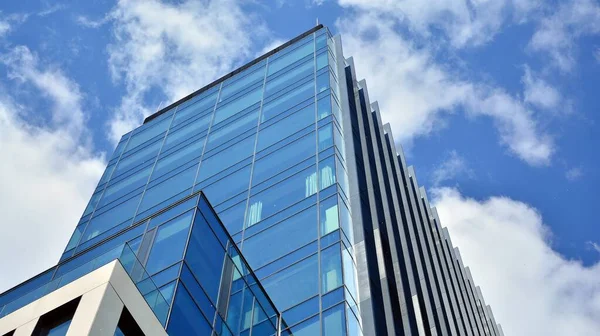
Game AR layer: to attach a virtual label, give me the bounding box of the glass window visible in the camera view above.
[261,80,314,122]
[125,117,171,152]
[44,319,71,336]
[265,58,314,98]
[252,132,316,186]
[268,41,314,76]
[220,66,265,101]
[213,85,262,125]
[185,214,226,303]
[172,92,217,126]
[82,190,103,217]
[138,165,197,213]
[242,205,317,270]
[320,196,339,236]
[216,201,246,235]
[317,71,330,94]
[98,166,152,208]
[163,114,211,152]
[205,109,258,152]
[343,248,358,302]
[151,137,204,181]
[196,135,255,182]
[316,33,327,50]
[339,198,353,243]
[322,304,346,336]
[282,296,319,328]
[82,193,142,242]
[318,95,331,120]
[98,162,116,186]
[203,165,251,206]
[316,51,327,70]
[166,285,212,336]
[145,211,193,274]
[319,156,337,191]
[159,281,176,304]
[262,254,318,310]
[241,287,254,331]
[285,314,320,336]
[256,104,315,151]
[246,165,317,226]
[321,244,342,293]
[318,124,333,151]
[113,139,162,177]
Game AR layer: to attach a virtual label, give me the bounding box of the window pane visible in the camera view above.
[220,66,265,101]
[197,135,255,182]
[125,117,171,152]
[253,132,316,186]
[262,254,318,311]
[317,95,331,120]
[216,201,246,235]
[320,196,339,236]
[246,165,317,226]
[185,213,226,303]
[151,137,204,181]
[138,165,197,213]
[242,205,317,270]
[83,193,142,242]
[145,211,193,274]
[343,248,358,302]
[319,156,336,191]
[321,244,342,293]
[113,139,162,177]
[256,104,315,151]
[46,319,72,336]
[322,304,346,336]
[167,286,212,336]
[205,109,258,152]
[261,80,314,122]
[98,166,152,208]
[214,86,262,124]
[287,314,320,336]
[268,41,314,76]
[318,124,333,151]
[172,92,217,126]
[163,114,210,152]
[203,165,251,206]
[265,58,314,98]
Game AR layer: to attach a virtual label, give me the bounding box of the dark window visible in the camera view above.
[114,307,144,336]
[32,297,80,336]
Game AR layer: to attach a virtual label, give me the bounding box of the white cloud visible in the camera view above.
[433,187,600,336]
[0,47,105,292]
[337,14,554,166]
[38,4,67,17]
[586,241,600,254]
[432,150,474,186]
[75,15,110,29]
[522,66,561,110]
[106,0,271,143]
[594,47,600,63]
[0,19,9,37]
[337,0,540,48]
[565,167,583,181]
[529,0,600,72]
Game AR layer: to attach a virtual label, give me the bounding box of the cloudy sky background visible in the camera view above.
[1,1,599,334]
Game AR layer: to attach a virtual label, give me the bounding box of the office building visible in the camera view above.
[0,25,501,336]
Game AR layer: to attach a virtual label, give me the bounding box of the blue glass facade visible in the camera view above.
[61,26,358,336]
[1,24,502,336]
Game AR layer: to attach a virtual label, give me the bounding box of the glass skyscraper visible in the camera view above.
[0,25,502,336]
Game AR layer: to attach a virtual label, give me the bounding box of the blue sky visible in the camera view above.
[0,1,599,334]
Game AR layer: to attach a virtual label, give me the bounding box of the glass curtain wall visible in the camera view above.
[62,27,361,335]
